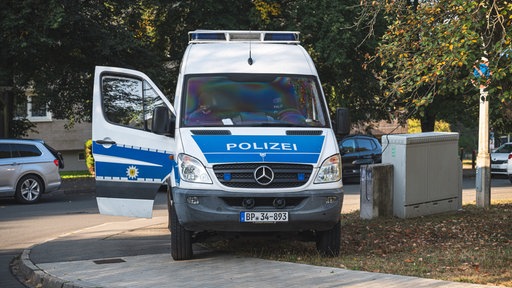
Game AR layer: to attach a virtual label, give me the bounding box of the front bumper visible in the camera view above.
[172,188,343,232]
[491,162,508,175]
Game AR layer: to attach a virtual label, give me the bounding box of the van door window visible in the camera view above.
[102,76,164,130]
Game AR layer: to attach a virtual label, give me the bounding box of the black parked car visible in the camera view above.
[339,135,382,182]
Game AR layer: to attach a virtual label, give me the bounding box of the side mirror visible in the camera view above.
[152,106,175,137]
[335,108,350,137]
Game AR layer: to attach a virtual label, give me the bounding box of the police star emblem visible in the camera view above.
[126,165,139,179]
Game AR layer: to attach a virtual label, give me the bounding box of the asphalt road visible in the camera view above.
[1,176,511,287]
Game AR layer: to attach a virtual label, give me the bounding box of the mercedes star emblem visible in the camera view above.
[254,165,274,186]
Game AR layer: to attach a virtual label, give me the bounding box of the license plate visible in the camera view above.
[240,211,288,223]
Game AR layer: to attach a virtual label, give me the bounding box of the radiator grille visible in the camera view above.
[213,163,313,188]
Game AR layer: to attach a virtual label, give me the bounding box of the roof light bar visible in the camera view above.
[188,30,300,44]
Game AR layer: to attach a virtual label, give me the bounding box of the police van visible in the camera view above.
[92,30,346,260]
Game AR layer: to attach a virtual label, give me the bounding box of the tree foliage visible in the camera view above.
[4,0,510,139]
[364,0,512,132]
[1,0,165,127]
[1,0,387,135]
[289,1,388,123]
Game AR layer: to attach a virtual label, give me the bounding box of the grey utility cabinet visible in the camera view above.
[382,132,462,218]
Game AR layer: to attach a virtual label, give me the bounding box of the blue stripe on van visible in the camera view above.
[93,142,173,182]
[192,135,324,164]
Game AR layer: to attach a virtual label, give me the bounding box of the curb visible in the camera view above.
[16,217,169,288]
[18,249,93,288]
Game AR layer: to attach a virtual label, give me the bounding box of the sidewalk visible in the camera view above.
[17,216,498,288]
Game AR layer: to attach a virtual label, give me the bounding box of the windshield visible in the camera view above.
[181,74,329,127]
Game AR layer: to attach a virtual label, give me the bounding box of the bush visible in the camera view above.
[84,139,95,176]
[407,118,451,133]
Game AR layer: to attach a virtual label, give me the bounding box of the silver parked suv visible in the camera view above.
[0,139,64,203]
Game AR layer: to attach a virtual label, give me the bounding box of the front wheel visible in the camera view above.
[15,175,43,204]
[170,201,193,260]
[509,176,512,184]
[315,220,341,257]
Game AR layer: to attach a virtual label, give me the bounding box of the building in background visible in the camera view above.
[25,120,91,172]
[20,92,91,172]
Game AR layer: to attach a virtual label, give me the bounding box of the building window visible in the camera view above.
[27,95,52,122]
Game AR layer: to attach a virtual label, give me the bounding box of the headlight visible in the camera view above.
[314,154,342,183]
[177,154,212,184]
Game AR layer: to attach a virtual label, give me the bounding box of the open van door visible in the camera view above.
[92,66,175,218]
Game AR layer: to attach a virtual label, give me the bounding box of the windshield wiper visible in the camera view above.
[241,122,305,127]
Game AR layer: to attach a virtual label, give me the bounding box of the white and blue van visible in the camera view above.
[92,30,346,260]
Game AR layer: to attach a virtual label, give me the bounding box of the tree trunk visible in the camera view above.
[0,88,13,138]
[420,106,436,132]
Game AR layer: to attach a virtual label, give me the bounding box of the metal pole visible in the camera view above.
[475,88,490,208]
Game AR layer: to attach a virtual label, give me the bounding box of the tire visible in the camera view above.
[316,220,341,257]
[509,176,512,184]
[170,201,193,260]
[15,175,43,204]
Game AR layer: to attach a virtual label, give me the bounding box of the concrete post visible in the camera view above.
[476,88,491,208]
[360,164,393,219]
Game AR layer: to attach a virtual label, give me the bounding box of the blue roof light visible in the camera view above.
[189,32,226,41]
[264,33,299,41]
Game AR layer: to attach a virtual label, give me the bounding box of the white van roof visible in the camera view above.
[181,30,317,75]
